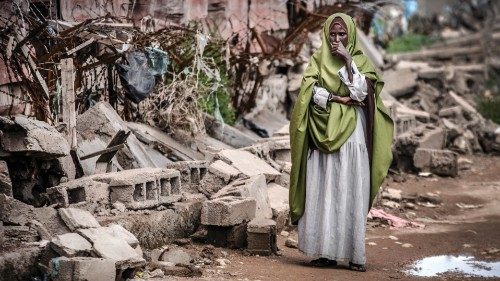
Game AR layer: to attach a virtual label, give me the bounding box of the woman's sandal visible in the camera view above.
[348,262,366,272]
[310,258,337,267]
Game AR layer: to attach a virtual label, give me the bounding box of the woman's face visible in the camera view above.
[329,21,348,47]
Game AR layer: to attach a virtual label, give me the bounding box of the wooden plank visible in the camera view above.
[15,33,50,100]
[80,144,125,160]
[61,58,77,149]
[66,37,95,55]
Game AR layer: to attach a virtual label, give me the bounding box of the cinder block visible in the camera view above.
[165,161,208,192]
[206,222,247,249]
[51,257,116,281]
[201,196,256,226]
[208,160,241,183]
[247,218,277,256]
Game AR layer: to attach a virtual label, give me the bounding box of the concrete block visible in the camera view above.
[247,218,277,256]
[165,161,208,192]
[208,160,241,183]
[59,208,100,231]
[51,233,92,257]
[198,172,227,196]
[103,224,139,247]
[206,223,247,249]
[0,115,69,158]
[267,183,289,231]
[77,227,143,264]
[160,247,192,266]
[213,175,272,220]
[201,196,256,226]
[47,178,109,207]
[218,149,281,180]
[419,127,446,150]
[413,148,458,177]
[52,257,116,281]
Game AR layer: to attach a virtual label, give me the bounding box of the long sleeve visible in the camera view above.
[312,85,330,109]
[338,61,368,102]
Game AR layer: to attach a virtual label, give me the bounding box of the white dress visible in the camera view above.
[298,61,371,265]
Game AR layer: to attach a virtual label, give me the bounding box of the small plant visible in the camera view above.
[386,34,437,54]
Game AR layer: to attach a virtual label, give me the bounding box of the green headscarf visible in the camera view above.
[289,13,394,224]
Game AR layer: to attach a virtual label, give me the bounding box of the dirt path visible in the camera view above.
[163,155,500,281]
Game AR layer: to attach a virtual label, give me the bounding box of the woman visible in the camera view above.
[288,13,394,271]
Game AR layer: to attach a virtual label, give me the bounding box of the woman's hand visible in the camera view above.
[329,95,365,106]
[331,42,353,83]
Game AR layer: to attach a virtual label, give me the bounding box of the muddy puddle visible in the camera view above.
[406,255,500,278]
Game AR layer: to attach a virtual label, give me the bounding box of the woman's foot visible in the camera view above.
[348,262,366,272]
[310,258,337,267]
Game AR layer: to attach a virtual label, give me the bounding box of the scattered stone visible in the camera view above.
[404,202,416,210]
[284,238,298,249]
[414,148,458,177]
[419,192,442,204]
[149,261,202,277]
[388,236,399,240]
[50,233,92,257]
[456,203,483,209]
[280,230,289,237]
[160,248,192,266]
[59,208,100,231]
[382,188,402,202]
[173,238,191,246]
[112,201,126,212]
[208,160,241,183]
[215,258,231,267]
[382,200,400,209]
[402,243,413,248]
[367,242,377,246]
[458,157,473,170]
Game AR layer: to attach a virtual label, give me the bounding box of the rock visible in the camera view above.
[381,188,402,202]
[382,200,400,209]
[59,208,100,231]
[0,115,70,158]
[284,238,298,248]
[50,233,92,257]
[247,218,277,256]
[160,247,191,266]
[149,261,202,277]
[0,246,44,281]
[201,196,256,226]
[413,148,458,177]
[208,160,241,183]
[401,243,413,248]
[418,127,446,149]
[280,230,289,237]
[458,157,473,170]
[204,114,257,148]
[112,201,126,212]
[404,202,416,209]
[419,192,441,204]
[0,161,12,196]
[51,257,116,281]
[367,242,377,246]
[448,90,477,113]
[213,175,272,220]
[215,258,230,267]
[217,149,281,180]
[438,106,462,118]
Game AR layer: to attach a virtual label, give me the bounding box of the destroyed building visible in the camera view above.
[0,0,499,280]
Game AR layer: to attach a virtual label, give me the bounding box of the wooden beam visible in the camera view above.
[67,38,95,55]
[80,144,125,160]
[60,58,77,149]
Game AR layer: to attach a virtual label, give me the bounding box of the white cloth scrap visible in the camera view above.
[337,61,368,102]
[312,85,330,109]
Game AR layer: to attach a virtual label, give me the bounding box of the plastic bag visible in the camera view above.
[116,52,156,103]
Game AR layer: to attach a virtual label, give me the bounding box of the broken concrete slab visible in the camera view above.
[102,224,139,248]
[204,114,257,148]
[50,233,92,257]
[51,257,116,281]
[413,148,458,177]
[0,115,70,158]
[217,149,281,180]
[47,177,109,208]
[212,175,272,220]
[201,196,256,226]
[247,218,277,256]
[59,208,100,231]
[382,69,418,97]
[419,127,446,150]
[267,183,289,231]
[0,160,12,196]
[76,102,169,173]
[77,227,144,265]
[208,160,241,183]
[448,90,477,114]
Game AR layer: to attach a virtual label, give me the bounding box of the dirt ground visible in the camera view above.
[161,155,500,281]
